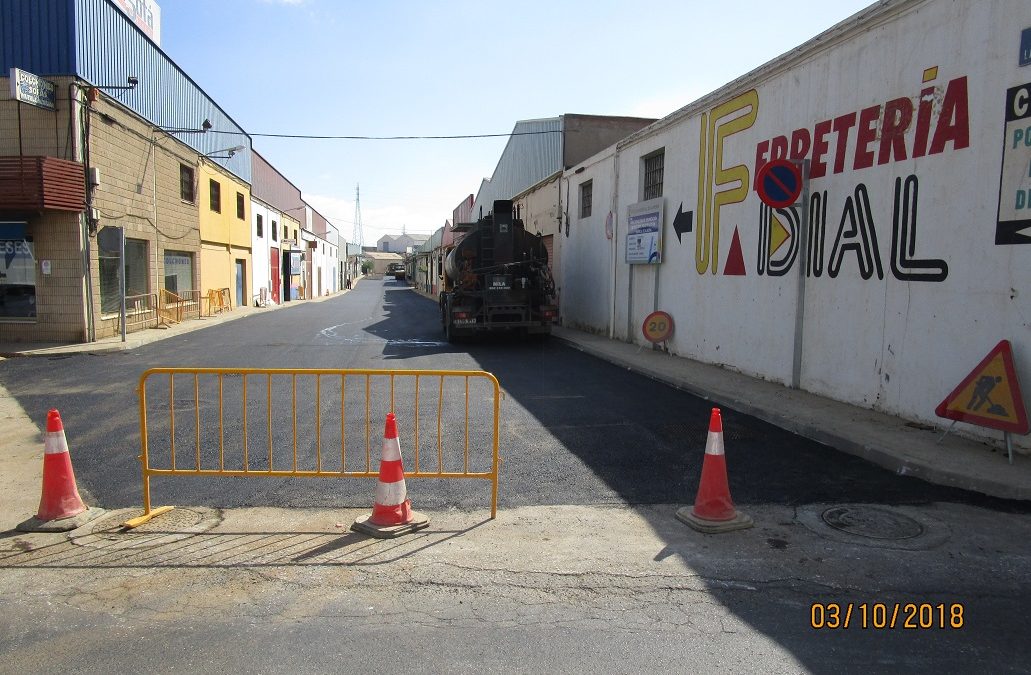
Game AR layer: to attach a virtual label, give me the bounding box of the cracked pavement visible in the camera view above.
[1,502,1030,673]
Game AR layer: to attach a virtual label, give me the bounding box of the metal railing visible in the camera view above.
[159,289,202,323]
[205,288,232,316]
[128,368,502,528]
[123,292,159,333]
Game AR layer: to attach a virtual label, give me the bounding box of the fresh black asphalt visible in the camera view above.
[2,278,1026,514]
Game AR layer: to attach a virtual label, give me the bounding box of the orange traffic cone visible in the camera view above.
[17,409,104,532]
[676,408,753,533]
[351,413,430,538]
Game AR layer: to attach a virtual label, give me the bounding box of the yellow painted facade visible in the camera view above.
[199,162,252,306]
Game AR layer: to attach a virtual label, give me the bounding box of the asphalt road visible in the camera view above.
[3,279,1031,674]
[0,277,1023,514]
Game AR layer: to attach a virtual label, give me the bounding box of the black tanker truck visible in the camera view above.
[439,199,557,341]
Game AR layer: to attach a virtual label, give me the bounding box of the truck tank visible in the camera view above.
[439,200,557,340]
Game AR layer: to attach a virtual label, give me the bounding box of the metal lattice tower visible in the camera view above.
[352,184,364,248]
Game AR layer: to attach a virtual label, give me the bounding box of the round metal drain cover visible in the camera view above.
[821,505,924,540]
[71,507,221,551]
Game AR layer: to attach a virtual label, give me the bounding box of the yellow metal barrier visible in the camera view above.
[126,368,502,528]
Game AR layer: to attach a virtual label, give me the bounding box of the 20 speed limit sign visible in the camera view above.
[642,311,674,343]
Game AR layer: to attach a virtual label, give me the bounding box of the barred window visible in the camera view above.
[179,164,195,203]
[209,179,221,213]
[272,220,278,241]
[579,180,593,218]
[643,150,664,200]
[256,214,263,238]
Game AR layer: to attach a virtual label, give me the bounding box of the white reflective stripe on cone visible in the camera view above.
[44,431,69,455]
[704,430,725,456]
[381,438,402,462]
[375,479,407,506]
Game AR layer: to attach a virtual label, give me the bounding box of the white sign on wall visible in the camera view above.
[626,198,664,264]
[9,68,56,111]
[997,81,1031,244]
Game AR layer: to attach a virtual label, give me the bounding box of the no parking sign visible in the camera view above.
[756,159,802,208]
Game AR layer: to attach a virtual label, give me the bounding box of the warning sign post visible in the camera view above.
[935,340,1028,464]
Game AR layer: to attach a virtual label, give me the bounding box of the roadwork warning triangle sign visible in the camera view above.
[935,340,1029,434]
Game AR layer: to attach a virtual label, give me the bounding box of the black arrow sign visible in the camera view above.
[673,203,693,243]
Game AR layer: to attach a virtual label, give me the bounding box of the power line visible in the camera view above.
[205,129,563,140]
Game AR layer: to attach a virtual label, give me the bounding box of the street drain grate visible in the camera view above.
[71,507,222,550]
[821,505,924,540]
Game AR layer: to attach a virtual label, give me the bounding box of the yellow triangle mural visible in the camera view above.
[769,213,790,257]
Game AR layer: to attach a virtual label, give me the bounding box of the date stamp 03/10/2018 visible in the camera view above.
[810,603,965,630]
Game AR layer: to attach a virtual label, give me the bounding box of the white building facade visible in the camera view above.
[561,0,1031,452]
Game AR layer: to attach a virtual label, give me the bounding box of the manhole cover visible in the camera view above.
[71,507,221,550]
[821,505,924,540]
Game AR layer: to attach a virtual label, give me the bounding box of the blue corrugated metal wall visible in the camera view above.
[0,0,77,75]
[73,0,251,182]
[2,0,251,183]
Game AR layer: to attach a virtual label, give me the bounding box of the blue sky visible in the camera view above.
[158,0,873,246]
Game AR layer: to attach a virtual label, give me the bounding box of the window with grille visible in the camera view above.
[180,164,195,203]
[256,214,263,238]
[580,180,593,218]
[100,238,148,314]
[209,179,221,213]
[272,220,277,241]
[643,150,664,200]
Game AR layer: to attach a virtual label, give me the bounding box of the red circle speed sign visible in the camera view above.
[642,311,674,343]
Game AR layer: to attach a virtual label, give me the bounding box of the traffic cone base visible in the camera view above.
[675,506,753,533]
[351,510,430,539]
[17,507,106,533]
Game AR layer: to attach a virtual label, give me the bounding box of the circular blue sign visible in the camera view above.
[756,159,802,209]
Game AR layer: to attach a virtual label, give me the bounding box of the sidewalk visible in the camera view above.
[0,285,346,358]
[1,282,1027,501]
[551,326,1030,501]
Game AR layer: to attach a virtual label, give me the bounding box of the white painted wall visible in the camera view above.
[250,198,275,305]
[562,0,1031,451]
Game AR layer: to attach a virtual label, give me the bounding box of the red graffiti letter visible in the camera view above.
[929,76,970,154]
[755,140,770,183]
[878,97,914,165]
[853,105,881,170]
[790,128,811,161]
[810,120,833,179]
[832,112,857,174]
[913,86,935,158]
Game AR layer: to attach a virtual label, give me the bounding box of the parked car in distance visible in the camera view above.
[388,262,405,280]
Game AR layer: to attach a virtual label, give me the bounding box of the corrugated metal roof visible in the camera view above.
[75,0,251,182]
[471,117,562,219]
[1,0,252,183]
